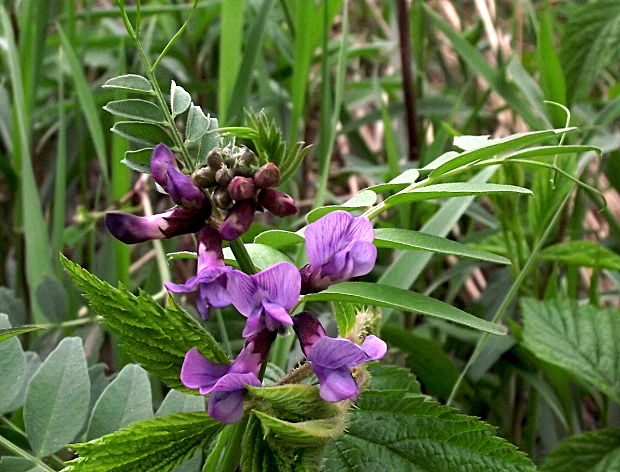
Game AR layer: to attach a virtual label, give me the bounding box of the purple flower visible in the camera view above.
[165,226,232,319]
[181,329,276,424]
[300,211,377,293]
[293,312,386,402]
[220,200,256,241]
[258,188,298,217]
[104,207,207,244]
[227,262,301,337]
[151,144,207,210]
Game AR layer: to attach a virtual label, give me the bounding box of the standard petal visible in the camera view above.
[304,211,354,267]
[262,301,293,332]
[253,262,301,310]
[150,144,176,190]
[180,348,230,391]
[227,270,259,317]
[208,372,261,393]
[309,337,369,369]
[208,390,247,424]
[348,240,377,278]
[104,211,165,244]
[292,312,325,358]
[345,215,374,243]
[314,366,359,402]
[360,335,387,361]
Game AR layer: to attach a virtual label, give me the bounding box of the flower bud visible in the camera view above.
[258,188,297,217]
[232,162,254,177]
[207,150,223,170]
[215,166,233,186]
[228,176,256,201]
[238,148,258,166]
[253,162,281,188]
[220,200,255,241]
[166,166,207,210]
[224,155,236,167]
[213,187,232,209]
[193,167,216,188]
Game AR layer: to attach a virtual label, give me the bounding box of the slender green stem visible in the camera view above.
[214,308,232,356]
[151,0,198,72]
[0,434,57,472]
[229,239,257,275]
[0,418,65,469]
[446,189,574,406]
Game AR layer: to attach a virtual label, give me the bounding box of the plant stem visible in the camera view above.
[229,239,257,275]
[0,434,57,472]
[214,308,232,356]
[0,418,66,469]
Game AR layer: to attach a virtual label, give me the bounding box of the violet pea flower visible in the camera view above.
[105,207,208,245]
[165,226,232,319]
[151,144,207,210]
[181,329,276,424]
[227,262,301,338]
[293,312,386,403]
[300,210,377,293]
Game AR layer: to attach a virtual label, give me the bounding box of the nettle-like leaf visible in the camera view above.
[61,255,228,393]
[541,427,620,471]
[63,412,223,472]
[539,240,620,270]
[321,365,536,472]
[522,298,620,401]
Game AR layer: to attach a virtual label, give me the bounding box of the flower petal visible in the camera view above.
[166,165,206,210]
[262,301,293,332]
[227,270,258,317]
[220,200,255,241]
[104,211,166,244]
[208,390,247,424]
[348,240,377,278]
[292,312,326,358]
[150,144,176,190]
[314,366,359,402]
[180,348,230,391]
[241,311,264,338]
[164,275,200,293]
[360,335,387,361]
[305,211,355,267]
[209,372,261,393]
[197,225,226,271]
[201,276,232,308]
[309,337,369,369]
[253,262,300,310]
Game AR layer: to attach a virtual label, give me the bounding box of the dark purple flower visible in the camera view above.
[220,200,256,241]
[258,189,298,217]
[293,312,386,403]
[181,329,276,424]
[104,207,207,244]
[227,262,300,337]
[228,176,256,201]
[150,144,207,210]
[165,226,232,319]
[301,210,376,293]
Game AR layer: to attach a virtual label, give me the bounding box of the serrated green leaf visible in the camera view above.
[541,427,620,472]
[104,99,166,124]
[304,282,506,335]
[156,389,205,417]
[322,389,536,472]
[428,128,574,176]
[254,410,343,448]
[87,364,153,440]
[223,244,294,271]
[103,74,154,93]
[383,183,532,207]
[64,412,223,472]
[539,240,620,270]
[367,169,420,193]
[522,298,620,401]
[0,324,45,343]
[25,337,90,457]
[253,230,305,248]
[366,363,421,394]
[333,301,357,337]
[306,190,377,223]
[185,105,210,142]
[374,228,510,264]
[0,314,25,413]
[170,81,191,116]
[61,255,228,394]
[111,121,173,147]
[121,148,153,173]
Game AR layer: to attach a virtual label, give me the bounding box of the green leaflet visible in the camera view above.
[102,74,154,93]
[522,298,620,401]
[25,337,90,457]
[539,240,620,270]
[541,428,620,471]
[321,365,536,472]
[303,282,506,335]
[61,255,228,393]
[0,314,26,413]
[63,412,223,472]
[103,99,166,124]
[222,244,294,271]
[0,324,44,344]
[170,81,191,117]
[306,190,377,223]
